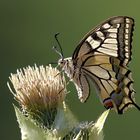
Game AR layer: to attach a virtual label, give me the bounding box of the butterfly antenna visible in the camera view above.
[53,33,64,59]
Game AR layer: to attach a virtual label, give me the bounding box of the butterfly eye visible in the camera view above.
[58,59,65,66]
[60,61,64,65]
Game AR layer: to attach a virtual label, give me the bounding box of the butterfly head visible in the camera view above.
[58,58,66,67]
[58,57,72,68]
[58,57,74,79]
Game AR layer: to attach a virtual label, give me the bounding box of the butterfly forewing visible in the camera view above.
[73,16,134,66]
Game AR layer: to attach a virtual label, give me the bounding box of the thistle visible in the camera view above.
[8,65,109,140]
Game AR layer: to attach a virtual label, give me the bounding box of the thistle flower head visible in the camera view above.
[8,65,66,128]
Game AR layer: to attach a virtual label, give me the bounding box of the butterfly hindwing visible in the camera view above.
[82,54,137,113]
[73,72,90,102]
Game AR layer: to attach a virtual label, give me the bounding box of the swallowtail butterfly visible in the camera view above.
[55,16,140,114]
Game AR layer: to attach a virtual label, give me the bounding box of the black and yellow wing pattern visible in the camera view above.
[72,16,140,114]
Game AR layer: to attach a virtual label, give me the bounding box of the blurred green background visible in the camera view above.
[1,0,140,139]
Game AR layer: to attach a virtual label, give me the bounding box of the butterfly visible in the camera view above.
[55,16,140,114]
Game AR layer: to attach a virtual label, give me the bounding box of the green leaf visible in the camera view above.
[14,105,58,140]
